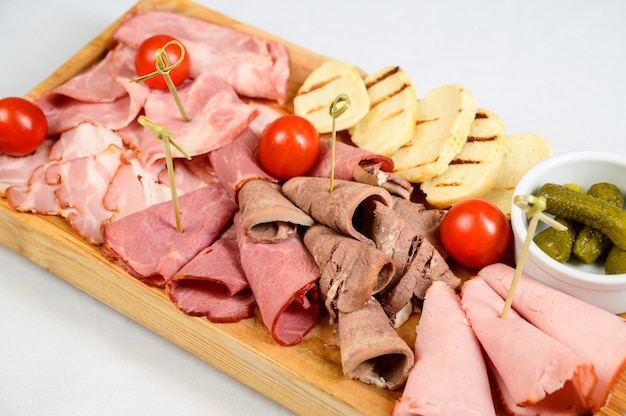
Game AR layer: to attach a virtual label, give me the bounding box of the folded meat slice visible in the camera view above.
[352,163,413,200]
[140,72,259,170]
[392,281,495,416]
[303,224,394,321]
[337,297,413,390]
[234,212,320,346]
[0,138,54,196]
[101,183,237,287]
[391,196,447,256]
[461,276,595,412]
[282,176,393,245]
[167,224,256,323]
[237,179,313,243]
[479,263,626,413]
[208,127,277,204]
[113,10,290,103]
[49,122,125,162]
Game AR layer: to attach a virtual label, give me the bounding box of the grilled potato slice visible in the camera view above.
[481,133,552,218]
[391,84,477,183]
[293,60,369,133]
[420,108,506,208]
[349,66,418,156]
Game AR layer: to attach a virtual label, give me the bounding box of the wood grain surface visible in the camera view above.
[3,0,625,414]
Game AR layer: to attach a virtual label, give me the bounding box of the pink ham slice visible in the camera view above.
[234,212,320,346]
[167,224,256,323]
[113,10,290,103]
[461,276,596,413]
[392,281,495,416]
[337,297,414,390]
[139,72,258,170]
[0,138,54,196]
[49,122,124,162]
[5,161,69,216]
[479,263,626,413]
[101,183,237,287]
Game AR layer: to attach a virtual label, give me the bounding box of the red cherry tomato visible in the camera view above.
[0,97,48,157]
[134,34,191,90]
[439,198,511,269]
[259,115,320,180]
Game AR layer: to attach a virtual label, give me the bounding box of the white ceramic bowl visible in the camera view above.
[510,151,626,314]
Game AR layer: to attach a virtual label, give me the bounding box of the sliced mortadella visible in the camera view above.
[479,263,626,412]
[392,281,495,416]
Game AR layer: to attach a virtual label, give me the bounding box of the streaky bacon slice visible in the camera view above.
[113,10,290,103]
[0,138,55,196]
[392,281,495,416]
[234,212,320,346]
[461,276,595,413]
[167,224,256,323]
[139,72,258,170]
[479,263,626,413]
[101,183,237,288]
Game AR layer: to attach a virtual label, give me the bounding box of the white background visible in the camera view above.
[1,1,625,415]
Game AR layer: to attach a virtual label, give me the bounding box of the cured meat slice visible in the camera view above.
[49,122,124,162]
[282,176,393,245]
[0,138,54,196]
[234,212,320,346]
[167,224,256,323]
[479,263,626,413]
[461,276,595,412]
[208,127,277,203]
[392,281,495,416]
[337,297,414,390]
[140,72,258,169]
[101,183,237,287]
[303,224,394,321]
[113,10,290,102]
[5,161,70,216]
[238,179,313,243]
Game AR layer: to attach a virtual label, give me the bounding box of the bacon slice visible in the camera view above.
[479,263,626,412]
[234,212,320,346]
[337,297,413,390]
[101,184,237,287]
[113,10,290,103]
[461,276,595,413]
[392,281,495,416]
[167,224,256,323]
[0,138,54,196]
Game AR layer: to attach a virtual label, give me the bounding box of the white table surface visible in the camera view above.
[1,1,625,415]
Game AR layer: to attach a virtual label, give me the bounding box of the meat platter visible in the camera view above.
[1,0,625,414]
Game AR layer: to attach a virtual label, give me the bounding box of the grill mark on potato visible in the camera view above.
[296,74,342,96]
[365,66,400,88]
[467,135,499,142]
[474,111,489,119]
[370,83,411,110]
[381,108,406,122]
[449,159,482,165]
[415,117,439,126]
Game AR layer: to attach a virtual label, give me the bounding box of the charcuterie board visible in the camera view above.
[2,0,626,415]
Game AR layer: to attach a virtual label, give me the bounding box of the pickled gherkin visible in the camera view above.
[533,217,581,263]
[572,183,624,264]
[606,245,626,275]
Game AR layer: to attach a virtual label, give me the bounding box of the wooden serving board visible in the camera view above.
[3,0,626,414]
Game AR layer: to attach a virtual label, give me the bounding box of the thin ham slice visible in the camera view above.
[234,212,320,346]
[49,122,124,162]
[167,224,256,323]
[113,10,290,103]
[5,161,69,216]
[461,276,595,413]
[140,72,258,170]
[392,281,495,416]
[479,263,626,413]
[101,183,237,287]
[337,297,414,390]
[0,138,54,196]
[303,224,394,321]
[282,177,393,245]
[237,179,313,243]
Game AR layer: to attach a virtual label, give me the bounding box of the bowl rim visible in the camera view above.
[510,150,626,289]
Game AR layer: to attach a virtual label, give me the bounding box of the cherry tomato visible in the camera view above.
[259,115,320,180]
[439,198,511,269]
[0,97,48,157]
[134,34,191,90]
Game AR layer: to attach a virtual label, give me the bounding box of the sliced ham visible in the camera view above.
[113,10,290,103]
[337,297,413,390]
[461,276,596,413]
[303,224,394,321]
[208,127,277,203]
[167,224,256,323]
[49,122,124,162]
[234,212,320,346]
[392,281,495,416]
[237,179,313,243]
[479,263,626,413]
[5,161,69,216]
[0,138,54,196]
[282,176,393,245]
[139,72,258,170]
[101,183,237,287]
